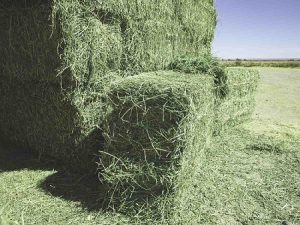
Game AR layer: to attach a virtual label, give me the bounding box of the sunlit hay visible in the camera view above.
[0,1,261,223]
[99,71,216,218]
[98,67,260,221]
[215,68,260,134]
[168,53,228,97]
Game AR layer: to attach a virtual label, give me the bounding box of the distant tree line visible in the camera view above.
[220,59,300,68]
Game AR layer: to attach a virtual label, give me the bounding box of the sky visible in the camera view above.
[212,0,300,59]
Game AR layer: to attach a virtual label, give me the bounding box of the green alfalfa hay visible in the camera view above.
[97,67,260,222]
[0,2,62,83]
[98,71,216,218]
[0,1,109,171]
[2,1,262,222]
[0,0,217,171]
[1,0,217,84]
[168,53,228,97]
[215,68,260,133]
[0,79,107,172]
[0,0,217,88]
[52,0,217,80]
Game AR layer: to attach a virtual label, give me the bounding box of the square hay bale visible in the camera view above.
[168,55,229,97]
[99,68,260,221]
[75,0,217,73]
[1,0,217,82]
[215,68,260,133]
[0,0,216,171]
[100,71,216,212]
[0,79,105,171]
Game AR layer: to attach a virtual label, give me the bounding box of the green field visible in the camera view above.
[1,68,300,225]
[222,60,300,68]
[247,68,300,136]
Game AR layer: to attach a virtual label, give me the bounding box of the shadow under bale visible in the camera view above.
[0,140,164,217]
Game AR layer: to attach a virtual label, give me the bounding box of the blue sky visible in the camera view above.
[212,0,300,59]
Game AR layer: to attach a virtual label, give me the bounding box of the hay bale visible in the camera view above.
[99,68,260,220]
[0,2,111,171]
[168,54,228,97]
[1,0,216,82]
[79,0,217,73]
[0,79,106,171]
[0,0,216,171]
[100,71,216,212]
[215,68,260,133]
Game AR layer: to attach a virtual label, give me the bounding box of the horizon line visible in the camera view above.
[218,58,300,61]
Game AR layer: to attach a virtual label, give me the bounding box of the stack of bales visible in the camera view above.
[101,69,259,222]
[0,0,216,171]
[0,0,109,171]
[0,0,260,223]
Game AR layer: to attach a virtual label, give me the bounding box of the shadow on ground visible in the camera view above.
[0,139,111,211]
[0,139,158,214]
[40,171,111,211]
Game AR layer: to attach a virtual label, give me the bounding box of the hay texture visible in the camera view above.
[100,71,215,214]
[215,68,260,133]
[1,0,217,82]
[0,80,105,171]
[99,67,260,221]
[0,0,261,223]
[0,1,109,171]
[0,0,216,171]
[168,54,228,97]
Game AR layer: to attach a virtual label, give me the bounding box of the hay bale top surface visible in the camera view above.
[225,67,260,82]
[109,71,214,95]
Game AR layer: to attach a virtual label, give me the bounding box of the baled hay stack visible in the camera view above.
[0,1,261,223]
[0,0,216,171]
[99,66,259,222]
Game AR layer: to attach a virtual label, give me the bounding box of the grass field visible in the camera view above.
[222,60,300,68]
[1,68,300,225]
[247,68,300,136]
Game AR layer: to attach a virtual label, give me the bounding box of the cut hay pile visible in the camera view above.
[0,0,216,171]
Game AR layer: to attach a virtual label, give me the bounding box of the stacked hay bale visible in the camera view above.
[0,0,260,223]
[215,68,260,133]
[166,57,260,133]
[0,1,110,171]
[100,72,215,206]
[101,68,259,222]
[0,0,217,172]
[170,70,260,224]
